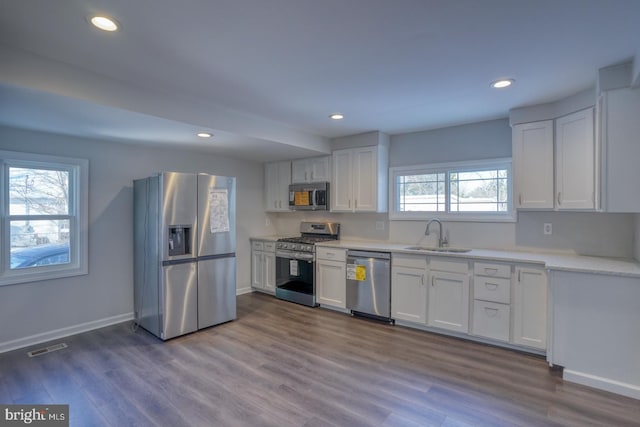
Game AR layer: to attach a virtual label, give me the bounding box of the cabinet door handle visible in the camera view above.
[557,192,562,206]
[518,270,521,282]
[355,199,358,209]
[421,274,425,286]
[484,307,499,317]
[518,193,522,206]
[484,267,498,276]
[348,199,351,208]
[431,276,435,287]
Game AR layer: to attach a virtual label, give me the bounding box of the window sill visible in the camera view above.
[389,212,518,223]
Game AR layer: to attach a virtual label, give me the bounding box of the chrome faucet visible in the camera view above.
[425,218,447,248]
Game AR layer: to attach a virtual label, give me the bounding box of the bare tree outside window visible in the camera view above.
[8,167,71,269]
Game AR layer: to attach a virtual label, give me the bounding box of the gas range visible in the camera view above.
[276,236,336,253]
[276,222,340,256]
[274,221,340,307]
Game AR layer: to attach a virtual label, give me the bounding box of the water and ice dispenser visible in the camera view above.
[168,225,192,256]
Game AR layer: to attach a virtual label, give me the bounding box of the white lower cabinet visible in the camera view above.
[472,261,512,342]
[427,259,470,333]
[388,254,547,354]
[391,254,428,323]
[472,300,510,342]
[391,266,427,324]
[512,266,547,350]
[251,240,276,294]
[316,247,346,309]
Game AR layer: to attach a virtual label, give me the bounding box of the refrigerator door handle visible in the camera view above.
[197,253,236,262]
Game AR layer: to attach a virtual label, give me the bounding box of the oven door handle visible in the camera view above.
[312,189,317,210]
[276,251,314,261]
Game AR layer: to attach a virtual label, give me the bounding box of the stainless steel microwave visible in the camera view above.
[289,182,329,210]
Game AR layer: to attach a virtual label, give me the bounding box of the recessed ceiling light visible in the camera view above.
[197,132,212,138]
[90,16,119,32]
[329,113,344,120]
[491,79,515,89]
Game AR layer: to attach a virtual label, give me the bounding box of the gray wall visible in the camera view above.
[390,118,512,166]
[0,126,266,351]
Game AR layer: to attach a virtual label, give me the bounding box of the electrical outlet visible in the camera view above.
[375,221,385,231]
[544,223,552,235]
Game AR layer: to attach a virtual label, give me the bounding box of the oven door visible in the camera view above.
[275,251,317,307]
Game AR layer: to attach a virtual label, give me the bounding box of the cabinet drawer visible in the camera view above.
[316,247,346,262]
[263,241,276,252]
[472,300,510,342]
[430,258,469,274]
[392,254,427,269]
[473,276,511,304]
[252,241,264,251]
[474,262,511,279]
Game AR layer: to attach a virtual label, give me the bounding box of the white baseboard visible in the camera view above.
[236,286,253,295]
[563,369,640,400]
[0,312,134,354]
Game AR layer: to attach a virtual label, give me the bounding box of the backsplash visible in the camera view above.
[267,211,635,258]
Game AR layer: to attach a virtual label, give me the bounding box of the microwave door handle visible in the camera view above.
[312,189,317,209]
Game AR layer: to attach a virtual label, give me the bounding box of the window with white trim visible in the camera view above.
[389,158,515,221]
[1,151,88,286]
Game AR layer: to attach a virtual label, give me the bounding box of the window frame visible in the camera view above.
[389,158,516,222]
[0,150,88,286]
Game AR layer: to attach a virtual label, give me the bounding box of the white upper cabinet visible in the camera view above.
[512,108,597,211]
[264,160,291,212]
[331,146,387,212]
[599,87,640,212]
[512,120,555,209]
[555,108,595,210]
[291,156,331,183]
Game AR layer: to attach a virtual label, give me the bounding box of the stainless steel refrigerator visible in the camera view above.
[133,172,236,340]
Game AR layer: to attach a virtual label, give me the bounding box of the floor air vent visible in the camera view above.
[27,343,68,357]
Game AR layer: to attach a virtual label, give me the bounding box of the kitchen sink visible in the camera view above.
[404,246,471,253]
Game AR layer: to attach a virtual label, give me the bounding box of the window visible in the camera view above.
[1,151,88,286]
[390,158,515,221]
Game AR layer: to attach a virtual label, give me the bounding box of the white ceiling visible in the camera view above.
[0,0,639,162]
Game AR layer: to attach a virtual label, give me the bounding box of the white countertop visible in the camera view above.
[314,239,640,278]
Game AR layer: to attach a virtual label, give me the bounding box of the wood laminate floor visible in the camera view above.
[1,292,639,427]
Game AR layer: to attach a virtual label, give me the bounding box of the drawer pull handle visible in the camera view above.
[484,267,498,275]
[485,283,499,291]
[484,307,499,317]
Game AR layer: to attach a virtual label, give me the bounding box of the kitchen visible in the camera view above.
[1,1,640,426]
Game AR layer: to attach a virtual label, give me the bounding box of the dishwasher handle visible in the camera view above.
[346,250,391,261]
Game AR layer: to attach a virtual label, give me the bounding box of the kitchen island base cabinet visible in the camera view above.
[550,270,640,399]
[512,266,547,350]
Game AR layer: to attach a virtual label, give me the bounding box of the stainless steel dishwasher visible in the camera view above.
[346,250,392,323]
